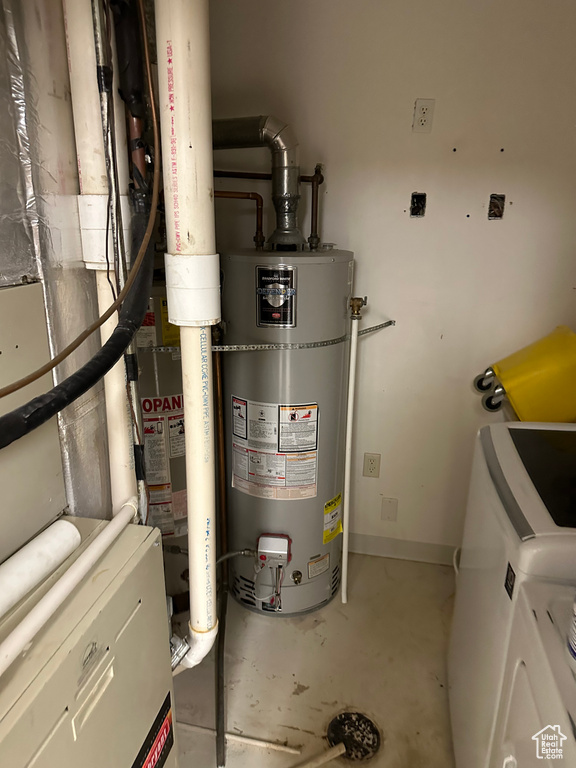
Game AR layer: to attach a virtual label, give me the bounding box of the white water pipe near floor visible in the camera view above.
[341,314,360,604]
[155,0,220,667]
[288,743,347,768]
[0,520,81,621]
[0,498,138,679]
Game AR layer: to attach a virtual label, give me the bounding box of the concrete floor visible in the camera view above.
[174,553,456,768]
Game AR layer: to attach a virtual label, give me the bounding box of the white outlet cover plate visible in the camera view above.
[412,98,435,133]
[381,497,398,522]
[363,452,381,478]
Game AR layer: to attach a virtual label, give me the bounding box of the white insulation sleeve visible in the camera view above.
[341,318,360,605]
[0,498,138,679]
[78,195,132,271]
[0,520,82,621]
[95,273,137,514]
[165,252,220,326]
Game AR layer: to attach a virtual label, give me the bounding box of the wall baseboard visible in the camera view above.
[349,533,455,567]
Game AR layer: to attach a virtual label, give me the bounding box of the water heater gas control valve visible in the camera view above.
[256,534,292,571]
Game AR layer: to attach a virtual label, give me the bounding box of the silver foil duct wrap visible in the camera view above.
[0,0,111,518]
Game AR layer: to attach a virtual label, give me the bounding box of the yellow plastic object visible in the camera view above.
[492,326,576,422]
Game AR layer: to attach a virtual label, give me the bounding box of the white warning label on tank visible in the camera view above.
[231,397,318,500]
[279,404,318,452]
[142,394,186,536]
[148,483,173,535]
[247,401,278,449]
[308,553,330,580]
[143,416,170,485]
[168,413,185,458]
[232,396,247,439]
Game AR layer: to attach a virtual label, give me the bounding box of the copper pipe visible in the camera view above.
[128,114,147,188]
[214,169,322,184]
[214,169,270,181]
[214,169,325,249]
[215,190,265,249]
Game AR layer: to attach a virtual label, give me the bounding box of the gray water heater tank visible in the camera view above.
[221,248,354,615]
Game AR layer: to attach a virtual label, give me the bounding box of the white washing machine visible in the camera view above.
[448,422,576,768]
[489,580,576,767]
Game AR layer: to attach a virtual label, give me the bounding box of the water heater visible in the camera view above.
[221,247,353,615]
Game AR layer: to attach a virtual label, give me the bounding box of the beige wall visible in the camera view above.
[209,0,576,561]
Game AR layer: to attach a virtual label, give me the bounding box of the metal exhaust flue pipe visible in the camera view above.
[212,116,305,250]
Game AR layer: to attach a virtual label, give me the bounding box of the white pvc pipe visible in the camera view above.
[62,0,107,195]
[341,317,360,604]
[176,721,302,755]
[95,273,138,514]
[62,0,129,195]
[0,498,138,679]
[288,743,347,768]
[155,0,220,667]
[63,0,137,515]
[0,520,82,621]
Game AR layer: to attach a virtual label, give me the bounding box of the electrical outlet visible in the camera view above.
[412,98,435,133]
[363,452,381,478]
[381,497,398,522]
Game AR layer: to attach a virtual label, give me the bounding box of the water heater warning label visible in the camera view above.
[323,492,343,544]
[142,394,186,536]
[279,404,318,452]
[231,396,318,500]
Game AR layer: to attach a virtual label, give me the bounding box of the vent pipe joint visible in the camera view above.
[212,115,305,250]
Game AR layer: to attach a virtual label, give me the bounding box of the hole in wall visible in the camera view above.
[488,194,506,220]
[410,192,426,218]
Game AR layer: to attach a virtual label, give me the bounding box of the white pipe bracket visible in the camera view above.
[165,252,221,326]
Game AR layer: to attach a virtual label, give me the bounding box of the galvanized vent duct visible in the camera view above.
[212,116,305,250]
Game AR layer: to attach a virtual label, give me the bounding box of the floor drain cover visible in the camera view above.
[327,712,381,761]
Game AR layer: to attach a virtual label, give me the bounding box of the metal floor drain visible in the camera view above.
[327,712,381,761]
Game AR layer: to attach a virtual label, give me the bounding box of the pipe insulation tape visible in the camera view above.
[164,252,221,326]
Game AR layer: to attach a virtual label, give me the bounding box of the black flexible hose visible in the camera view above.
[110,0,145,118]
[0,210,154,451]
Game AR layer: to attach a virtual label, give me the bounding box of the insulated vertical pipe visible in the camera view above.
[154,0,220,666]
[63,0,137,515]
[341,314,360,605]
[95,273,138,510]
